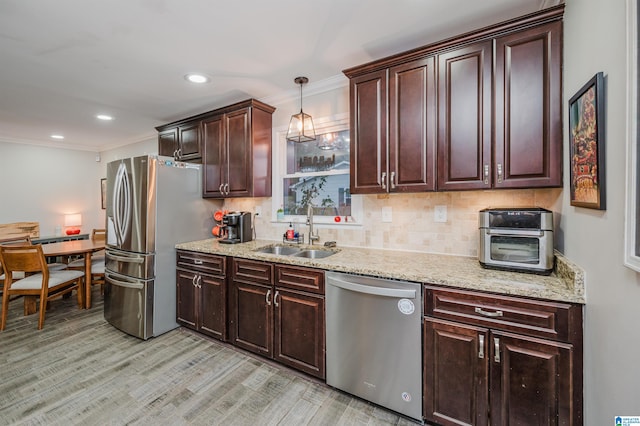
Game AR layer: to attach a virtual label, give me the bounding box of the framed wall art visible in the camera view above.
[569,71,606,210]
[101,178,107,210]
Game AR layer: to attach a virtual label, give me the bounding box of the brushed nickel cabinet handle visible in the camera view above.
[274,290,280,307]
[266,289,271,306]
[390,171,396,189]
[479,334,485,359]
[484,164,489,185]
[494,337,501,363]
[497,163,503,183]
[219,183,224,194]
[381,172,387,190]
[475,307,504,318]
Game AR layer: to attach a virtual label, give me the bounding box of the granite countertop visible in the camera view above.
[176,238,585,304]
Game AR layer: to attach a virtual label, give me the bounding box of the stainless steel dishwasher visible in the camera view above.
[325,271,423,421]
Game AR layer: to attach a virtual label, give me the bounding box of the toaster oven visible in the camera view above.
[478,208,554,274]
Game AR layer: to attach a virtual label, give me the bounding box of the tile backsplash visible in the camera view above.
[221,188,562,258]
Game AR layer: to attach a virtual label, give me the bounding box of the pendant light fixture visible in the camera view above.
[286,76,316,143]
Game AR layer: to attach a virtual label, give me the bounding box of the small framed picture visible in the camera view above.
[568,72,606,210]
[101,178,107,210]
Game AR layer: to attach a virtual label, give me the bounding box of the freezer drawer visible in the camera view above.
[326,272,423,421]
[104,270,153,340]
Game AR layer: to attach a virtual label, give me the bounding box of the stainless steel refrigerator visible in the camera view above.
[104,155,217,340]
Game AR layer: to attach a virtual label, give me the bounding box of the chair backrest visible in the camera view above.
[0,236,32,276]
[0,235,32,246]
[0,245,47,278]
[91,229,106,242]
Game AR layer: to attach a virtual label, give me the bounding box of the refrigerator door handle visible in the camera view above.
[105,272,144,290]
[113,162,131,247]
[328,276,416,299]
[107,253,145,264]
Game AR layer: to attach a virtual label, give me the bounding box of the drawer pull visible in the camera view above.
[478,334,485,359]
[475,307,504,318]
[266,289,272,306]
[194,259,203,265]
[494,337,501,363]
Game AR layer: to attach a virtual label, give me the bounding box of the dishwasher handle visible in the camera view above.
[328,275,416,299]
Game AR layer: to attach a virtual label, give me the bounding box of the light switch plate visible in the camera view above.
[382,206,393,223]
[434,205,447,223]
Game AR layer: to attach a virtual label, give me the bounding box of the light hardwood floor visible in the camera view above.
[0,289,419,425]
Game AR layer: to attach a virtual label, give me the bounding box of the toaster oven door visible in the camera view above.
[489,235,540,264]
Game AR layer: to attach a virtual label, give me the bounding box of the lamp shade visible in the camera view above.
[287,111,316,143]
[64,214,82,227]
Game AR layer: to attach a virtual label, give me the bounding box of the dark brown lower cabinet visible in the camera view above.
[176,250,227,341]
[229,259,325,379]
[423,285,582,426]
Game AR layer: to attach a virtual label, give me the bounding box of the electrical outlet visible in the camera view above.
[382,206,393,223]
[434,205,447,223]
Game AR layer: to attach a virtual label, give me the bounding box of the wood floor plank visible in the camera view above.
[0,288,418,425]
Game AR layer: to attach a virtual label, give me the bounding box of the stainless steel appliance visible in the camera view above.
[104,155,215,340]
[479,207,554,274]
[219,211,252,244]
[325,271,423,421]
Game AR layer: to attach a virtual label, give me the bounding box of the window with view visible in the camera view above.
[283,129,350,216]
[274,115,360,225]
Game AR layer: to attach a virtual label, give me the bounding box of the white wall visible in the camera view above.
[0,141,104,236]
[563,0,640,423]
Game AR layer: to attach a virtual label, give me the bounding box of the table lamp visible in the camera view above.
[64,213,82,235]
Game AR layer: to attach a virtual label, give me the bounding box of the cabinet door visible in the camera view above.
[273,288,325,379]
[437,41,493,190]
[490,331,574,426]
[202,115,226,198]
[199,273,227,341]
[158,128,178,158]
[424,317,489,426]
[176,268,197,329]
[177,122,201,161]
[226,108,252,197]
[494,21,562,188]
[349,70,388,194]
[229,280,272,357]
[389,56,437,192]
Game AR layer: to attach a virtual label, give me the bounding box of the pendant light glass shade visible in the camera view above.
[286,77,316,143]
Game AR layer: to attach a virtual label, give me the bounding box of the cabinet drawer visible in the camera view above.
[424,285,581,342]
[177,250,226,275]
[232,258,273,286]
[275,265,324,295]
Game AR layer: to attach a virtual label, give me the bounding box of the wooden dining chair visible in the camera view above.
[0,236,32,283]
[0,244,85,330]
[68,228,105,289]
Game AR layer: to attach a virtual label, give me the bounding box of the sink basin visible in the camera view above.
[253,245,302,256]
[290,249,336,259]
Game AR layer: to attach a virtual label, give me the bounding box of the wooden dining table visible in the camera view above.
[41,239,105,310]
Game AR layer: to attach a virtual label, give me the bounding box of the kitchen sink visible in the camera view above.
[253,244,338,259]
[253,245,303,256]
[290,249,335,259]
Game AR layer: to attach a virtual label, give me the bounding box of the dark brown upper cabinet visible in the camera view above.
[493,20,562,189]
[157,120,201,162]
[348,57,437,194]
[202,99,275,199]
[344,5,564,193]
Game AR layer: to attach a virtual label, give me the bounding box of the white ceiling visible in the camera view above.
[0,0,556,152]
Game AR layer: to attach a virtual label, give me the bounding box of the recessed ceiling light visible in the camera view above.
[96,114,113,121]
[51,134,65,140]
[185,73,209,84]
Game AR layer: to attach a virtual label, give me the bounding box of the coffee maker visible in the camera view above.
[220,211,253,244]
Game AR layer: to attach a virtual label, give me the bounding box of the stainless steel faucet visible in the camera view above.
[307,204,319,245]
